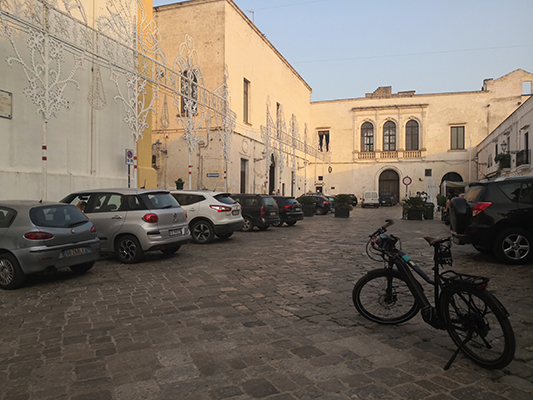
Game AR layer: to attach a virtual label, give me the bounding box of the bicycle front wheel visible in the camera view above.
[352,269,419,324]
[440,287,515,369]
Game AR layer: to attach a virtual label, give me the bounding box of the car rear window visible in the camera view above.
[143,193,180,209]
[214,194,235,205]
[0,207,17,228]
[172,194,205,205]
[464,186,484,202]
[497,182,521,203]
[30,205,87,228]
[261,197,276,206]
[286,199,298,205]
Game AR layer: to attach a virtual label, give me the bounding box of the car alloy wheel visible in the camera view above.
[242,216,254,232]
[191,220,215,244]
[494,228,533,265]
[116,235,144,264]
[0,254,26,290]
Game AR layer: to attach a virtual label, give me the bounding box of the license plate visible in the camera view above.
[232,210,240,215]
[295,207,301,211]
[169,228,182,236]
[62,248,88,258]
[270,211,276,216]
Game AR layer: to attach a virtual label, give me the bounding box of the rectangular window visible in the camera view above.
[243,79,250,123]
[523,81,532,95]
[318,130,330,152]
[451,126,465,150]
[240,158,247,193]
[425,169,432,177]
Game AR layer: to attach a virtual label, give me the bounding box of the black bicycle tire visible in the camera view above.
[440,286,515,369]
[352,269,420,325]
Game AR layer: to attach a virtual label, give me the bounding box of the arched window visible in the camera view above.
[361,122,374,152]
[406,120,419,150]
[383,121,396,151]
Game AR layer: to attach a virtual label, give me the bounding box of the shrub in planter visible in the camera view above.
[175,178,184,190]
[297,196,315,217]
[334,194,353,218]
[494,153,510,169]
[403,196,424,220]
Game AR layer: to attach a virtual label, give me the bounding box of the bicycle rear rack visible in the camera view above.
[441,270,490,290]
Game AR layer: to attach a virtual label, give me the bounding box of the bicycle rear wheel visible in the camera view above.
[352,268,419,324]
[440,286,515,369]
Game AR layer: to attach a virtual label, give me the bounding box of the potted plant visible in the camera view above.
[334,194,353,218]
[403,196,424,220]
[175,178,184,190]
[297,196,315,217]
[436,194,447,221]
[495,153,510,169]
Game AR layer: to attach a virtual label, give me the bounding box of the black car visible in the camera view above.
[449,176,533,265]
[272,196,304,226]
[230,194,280,231]
[339,194,358,207]
[379,192,397,206]
[297,193,331,215]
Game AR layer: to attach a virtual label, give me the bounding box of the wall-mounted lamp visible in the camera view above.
[473,155,488,166]
[154,140,167,155]
[501,140,519,154]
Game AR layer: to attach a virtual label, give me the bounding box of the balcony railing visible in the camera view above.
[358,151,375,159]
[404,150,421,158]
[516,149,531,167]
[380,151,398,159]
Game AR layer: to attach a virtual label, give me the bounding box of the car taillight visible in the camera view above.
[210,205,232,212]
[285,205,294,210]
[260,206,265,218]
[90,225,97,233]
[472,202,492,217]
[24,232,53,240]
[142,213,159,223]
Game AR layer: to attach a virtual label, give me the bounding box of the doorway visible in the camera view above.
[379,169,400,202]
[269,155,276,195]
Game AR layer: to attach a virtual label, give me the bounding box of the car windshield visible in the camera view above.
[29,205,88,228]
[144,193,180,209]
[214,194,235,205]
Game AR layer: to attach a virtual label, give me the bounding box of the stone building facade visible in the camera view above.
[152,0,322,196]
[153,0,532,200]
[475,94,533,179]
[311,69,533,201]
[0,0,158,201]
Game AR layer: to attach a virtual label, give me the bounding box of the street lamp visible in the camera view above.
[501,140,520,154]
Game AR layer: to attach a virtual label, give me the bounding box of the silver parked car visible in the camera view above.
[61,189,190,263]
[0,201,101,290]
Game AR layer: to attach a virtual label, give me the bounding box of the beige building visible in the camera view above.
[153,0,532,201]
[475,94,533,179]
[311,69,533,201]
[152,0,321,196]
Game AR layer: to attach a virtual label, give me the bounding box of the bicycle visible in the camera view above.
[352,219,515,370]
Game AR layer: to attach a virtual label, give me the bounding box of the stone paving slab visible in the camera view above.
[0,206,532,399]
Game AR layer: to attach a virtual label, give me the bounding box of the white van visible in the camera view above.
[361,191,379,208]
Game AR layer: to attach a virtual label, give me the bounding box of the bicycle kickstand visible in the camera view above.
[444,330,473,370]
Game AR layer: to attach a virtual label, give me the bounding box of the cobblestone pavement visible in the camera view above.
[1,206,532,400]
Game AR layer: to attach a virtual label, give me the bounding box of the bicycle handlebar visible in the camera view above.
[370,219,394,237]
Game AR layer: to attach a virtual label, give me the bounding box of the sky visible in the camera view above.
[152,0,533,102]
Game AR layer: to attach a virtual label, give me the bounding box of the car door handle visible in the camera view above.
[111,215,123,219]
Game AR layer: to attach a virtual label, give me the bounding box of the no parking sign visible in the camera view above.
[125,149,134,165]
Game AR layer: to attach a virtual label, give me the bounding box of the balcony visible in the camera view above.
[380,151,398,159]
[516,149,531,167]
[404,150,421,158]
[358,151,375,159]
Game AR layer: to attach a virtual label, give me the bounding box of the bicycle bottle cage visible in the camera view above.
[441,270,490,290]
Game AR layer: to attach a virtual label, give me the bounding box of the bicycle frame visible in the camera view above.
[388,248,448,329]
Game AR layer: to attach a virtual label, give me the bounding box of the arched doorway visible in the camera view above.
[441,172,464,196]
[379,169,400,202]
[269,155,276,195]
